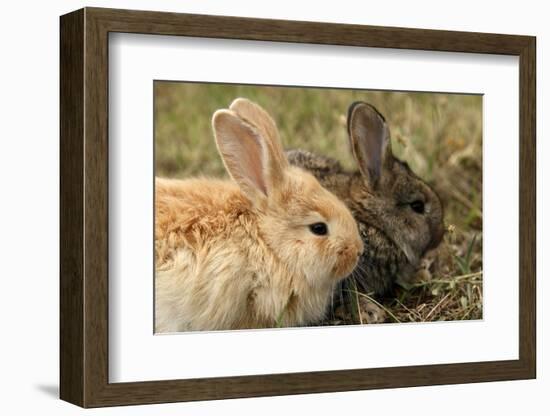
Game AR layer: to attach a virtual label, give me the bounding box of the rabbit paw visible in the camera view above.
[358,297,387,324]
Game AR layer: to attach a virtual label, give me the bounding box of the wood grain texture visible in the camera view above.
[518,38,536,376]
[88,7,532,54]
[59,7,537,408]
[83,10,110,406]
[59,8,84,406]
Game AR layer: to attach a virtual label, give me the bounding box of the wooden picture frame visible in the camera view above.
[60,7,536,408]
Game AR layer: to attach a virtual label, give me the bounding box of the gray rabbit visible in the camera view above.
[286,102,445,313]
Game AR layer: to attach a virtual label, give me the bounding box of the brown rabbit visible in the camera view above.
[286,102,445,310]
[154,98,363,332]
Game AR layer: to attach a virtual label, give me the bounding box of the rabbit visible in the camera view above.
[285,102,445,311]
[154,98,363,332]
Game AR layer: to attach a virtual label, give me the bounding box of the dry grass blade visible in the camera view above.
[393,298,422,321]
[346,290,402,323]
[425,292,451,320]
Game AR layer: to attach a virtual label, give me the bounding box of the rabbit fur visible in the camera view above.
[155,98,363,332]
[286,102,445,307]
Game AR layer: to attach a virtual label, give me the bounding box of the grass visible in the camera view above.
[155,81,483,324]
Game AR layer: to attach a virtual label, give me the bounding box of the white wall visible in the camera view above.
[0,1,546,414]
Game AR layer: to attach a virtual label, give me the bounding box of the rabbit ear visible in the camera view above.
[212,109,286,203]
[347,102,393,188]
[229,98,289,174]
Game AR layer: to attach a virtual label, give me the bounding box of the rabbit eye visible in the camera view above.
[410,200,425,214]
[309,222,328,236]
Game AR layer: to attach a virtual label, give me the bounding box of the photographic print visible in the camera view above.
[154,82,483,333]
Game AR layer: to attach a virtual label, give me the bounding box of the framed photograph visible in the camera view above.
[60,7,536,407]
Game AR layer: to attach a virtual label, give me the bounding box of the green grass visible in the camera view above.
[155,81,483,323]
